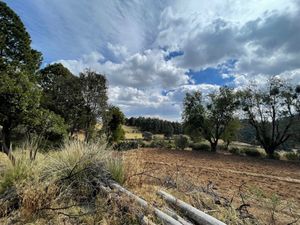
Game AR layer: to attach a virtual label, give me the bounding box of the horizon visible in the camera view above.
[4,0,300,121]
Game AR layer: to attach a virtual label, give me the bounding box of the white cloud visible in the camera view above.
[58,48,190,89]
[17,0,299,120]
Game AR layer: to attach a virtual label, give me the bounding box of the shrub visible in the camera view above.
[285,152,299,161]
[273,151,281,160]
[191,143,211,151]
[243,148,261,157]
[113,141,138,151]
[229,147,240,154]
[142,131,153,141]
[175,135,190,150]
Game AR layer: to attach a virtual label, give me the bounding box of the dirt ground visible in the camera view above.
[122,148,300,225]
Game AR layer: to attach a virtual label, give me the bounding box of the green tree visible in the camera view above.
[0,2,42,73]
[0,2,42,160]
[221,118,240,149]
[80,70,108,141]
[163,123,174,139]
[38,63,85,135]
[239,77,299,158]
[183,86,237,152]
[104,106,125,143]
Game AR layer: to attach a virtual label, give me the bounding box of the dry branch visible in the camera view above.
[157,190,226,225]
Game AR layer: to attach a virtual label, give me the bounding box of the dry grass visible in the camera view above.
[123,125,143,140]
[0,140,145,225]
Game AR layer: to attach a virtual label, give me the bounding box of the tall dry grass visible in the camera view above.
[0,139,132,224]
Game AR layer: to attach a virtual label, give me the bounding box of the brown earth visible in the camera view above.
[122,148,300,225]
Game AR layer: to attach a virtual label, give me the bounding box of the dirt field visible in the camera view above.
[123,148,300,225]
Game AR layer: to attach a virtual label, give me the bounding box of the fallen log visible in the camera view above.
[157,190,226,225]
[110,183,182,225]
[163,207,194,225]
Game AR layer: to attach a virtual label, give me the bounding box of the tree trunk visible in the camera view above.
[210,141,218,152]
[266,146,276,159]
[1,123,15,165]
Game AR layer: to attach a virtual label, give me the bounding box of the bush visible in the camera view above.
[113,141,138,151]
[191,142,210,151]
[175,135,190,150]
[243,148,261,157]
[229,147,240,154]
[273,151,281,160]
[142,131,153,141]
[285,152,299,161]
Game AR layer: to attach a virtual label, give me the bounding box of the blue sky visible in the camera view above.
[4,0,300,121]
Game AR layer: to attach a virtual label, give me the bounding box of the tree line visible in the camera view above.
[0,2,124,162]
[183,79,300,158]
[125,117,183,137]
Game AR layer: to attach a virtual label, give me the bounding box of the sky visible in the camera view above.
[4,0,300,121]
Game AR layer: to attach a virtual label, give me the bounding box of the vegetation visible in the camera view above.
[238,77,300,158]
[190,142,211,151]
[126,117,182,136]
[174,135,190,150]
[0,1,42,161]
[104,106,125,143]
[183,86,238,151]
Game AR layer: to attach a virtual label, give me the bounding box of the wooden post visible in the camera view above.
[157,190,226,225]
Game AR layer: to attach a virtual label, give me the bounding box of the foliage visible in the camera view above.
[142,131,153,141]
[284,152,299,161]
[0,2,42,73]
[221,119,241,149]
[174,135,190,150]
[27,108,68,146]
[113,141,139,151]
[190,142,211,151]
[229,147,241,155]
[38,63,85,134]
[243,148,262,157]
[80,69,108,141]
[0,2,40,158]
[183,86,238,151]
[0,69,41,158]
[126,117,182,135]
[104,106,125,143]
[238,77,299,158]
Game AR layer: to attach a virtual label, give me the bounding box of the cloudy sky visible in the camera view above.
[5,0,300,121]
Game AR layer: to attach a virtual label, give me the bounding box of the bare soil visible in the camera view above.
[123,148,300,225]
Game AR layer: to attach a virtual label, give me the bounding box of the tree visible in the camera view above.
[221,118,240,149]
[239,77,299,158]
[0,70,41,160]
[0,2,42,73]
[163,123,174,139]
[104,106,125,143]
[0,2,42,160]
[183,86,237,151]
[38,63,85,135]
[79,70,108,141]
